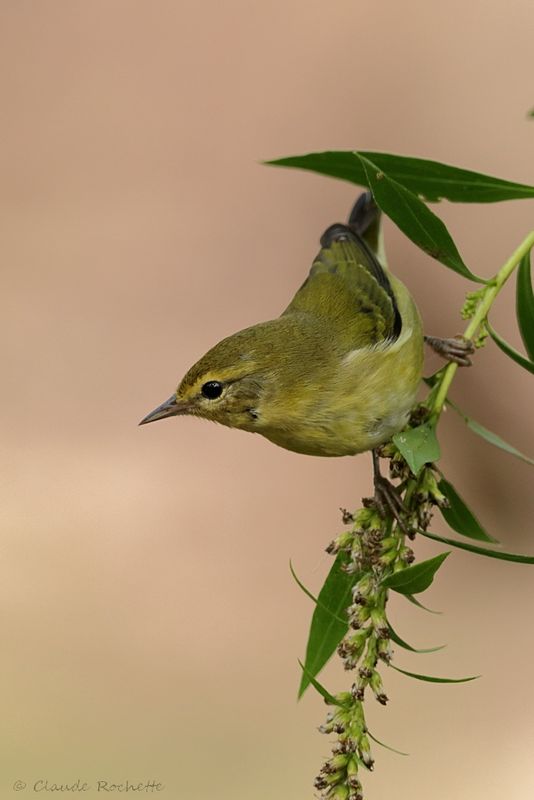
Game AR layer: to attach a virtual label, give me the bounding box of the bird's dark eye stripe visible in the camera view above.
[201,381,223,399]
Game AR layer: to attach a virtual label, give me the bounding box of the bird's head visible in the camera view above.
[139,326,272,432]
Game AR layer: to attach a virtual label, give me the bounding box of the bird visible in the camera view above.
[140,192,432,466]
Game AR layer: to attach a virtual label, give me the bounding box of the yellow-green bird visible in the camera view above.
[140,193,434,462]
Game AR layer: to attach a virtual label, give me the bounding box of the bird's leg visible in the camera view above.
[424,334,475,367]
[371,449,408,534]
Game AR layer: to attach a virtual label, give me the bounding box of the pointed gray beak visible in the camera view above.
[139,394,188,426]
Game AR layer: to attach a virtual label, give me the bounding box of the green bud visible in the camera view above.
[377,637,392,663]
[330,754,350,771]
[370,670,386,698]
[370,608,387,629]
[379,537,397,551]
[474,323,489,349]
[349,628,371,648]
[358,735,374,769]
[353,507,382,533]
[461,287,484,320]
[353,574,373,598]
[379,549,397,566]
[334,692,353,707]
[400,545,415,564]
[324,771,344,786]
[338,530,357,549]
[329,785,349,800]
[346,757,359,777]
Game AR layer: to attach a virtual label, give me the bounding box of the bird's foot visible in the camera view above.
[424,334,475,367]
[371,450,409,535]
[373,474,410,535]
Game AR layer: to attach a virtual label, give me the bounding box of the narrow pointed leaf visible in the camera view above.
[447,399,534,466]
[391,664,480,683]
[367,731,409,757]
[420,530,534,563]
[387,623,445,653]
[297,661,342,706]
[487,322,534,374]
[438,478,498,543]
[516,251,534,360]
[404,594,442,614]
[392,422,441,476]
[358,155,482,282]
[266,151,534,202]
[289,560,346,623]
[382,552,450,594]
[298,552,355,698]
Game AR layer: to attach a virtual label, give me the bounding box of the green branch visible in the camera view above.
[430,230,534,418]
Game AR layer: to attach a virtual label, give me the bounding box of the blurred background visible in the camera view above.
[1,1,534,798]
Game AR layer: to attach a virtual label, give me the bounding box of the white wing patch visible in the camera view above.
[341,325,414,366]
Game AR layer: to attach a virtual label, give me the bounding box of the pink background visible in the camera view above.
[2,2,534,798]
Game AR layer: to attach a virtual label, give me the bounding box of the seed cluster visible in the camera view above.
[316,451,450,800]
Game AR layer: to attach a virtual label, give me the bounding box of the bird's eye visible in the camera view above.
[201,380,224,400]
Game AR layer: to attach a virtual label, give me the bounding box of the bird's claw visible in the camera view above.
[373,474,410,536]
[424,334,475,367]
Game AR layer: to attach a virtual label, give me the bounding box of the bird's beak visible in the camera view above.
[139,394,189,426]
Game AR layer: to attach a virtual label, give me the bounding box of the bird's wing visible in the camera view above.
[283,226,401,348]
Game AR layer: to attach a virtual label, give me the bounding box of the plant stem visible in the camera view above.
[430,231,534,418]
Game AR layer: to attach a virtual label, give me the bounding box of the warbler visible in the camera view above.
[139,192,439,458]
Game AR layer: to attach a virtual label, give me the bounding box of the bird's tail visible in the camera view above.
[319,191,381,252]
[347,191,380,236]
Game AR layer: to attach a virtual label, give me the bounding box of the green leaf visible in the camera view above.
[265,150,534,202]
[420,530,534,564]
[393,422,441,476]
[447,399,534,466]
[387,623,445,653]
[297,661,342,706]
[390,664,480,683]
[367,731,409,757]
[289,560,346,623]
[358,155,483,282]
[438,477,498,543]
[382,552,450,594]
[487,322,534,374]
[516,251,534,360]
[298,552,355,698]
[404,594,442,614]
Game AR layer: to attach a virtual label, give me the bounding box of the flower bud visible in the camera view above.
[377,638,392,663]
[352,574,373,599]
[353,507,382,534]
[340,508,355,524]
[358,734,374,770]
[379,537,397,551]
[370,670,388,704]
[400,546,415,564]
[324,771,344,786]
[346,757,359,778]
[333,691,352,707]
[379,549,397,566]
[330,754,350,771]
[370,608,387,629]
[329,785,349,800]
[350,683,365,701]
